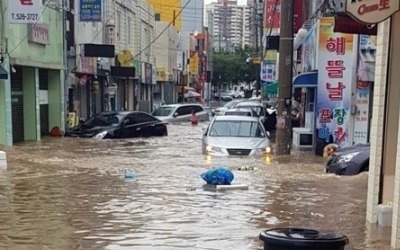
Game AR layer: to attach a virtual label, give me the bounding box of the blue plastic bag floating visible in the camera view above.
[200,167,234,185]
[124,170,136,179]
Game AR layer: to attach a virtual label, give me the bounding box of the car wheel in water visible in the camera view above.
[360,161,369,173]
[336,168,346,176]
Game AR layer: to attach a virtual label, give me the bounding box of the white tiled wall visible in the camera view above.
[154,22,178,76]
[390,11,400,249]
[366,18,391,224]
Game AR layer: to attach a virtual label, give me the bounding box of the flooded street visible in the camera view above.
[0,123,391,250]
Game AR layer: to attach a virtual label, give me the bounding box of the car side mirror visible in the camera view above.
[173,112,178,118]
[122,119,129,127]
[266,131,271,137]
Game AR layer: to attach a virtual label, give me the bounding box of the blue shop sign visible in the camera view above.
[80,0,102,22]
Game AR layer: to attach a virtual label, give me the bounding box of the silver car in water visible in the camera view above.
[152,103,209,123]
[202,116,272,156]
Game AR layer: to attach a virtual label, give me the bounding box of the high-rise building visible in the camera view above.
[206,0,251,51]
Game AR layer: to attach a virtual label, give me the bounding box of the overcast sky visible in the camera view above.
[205,0,247,5]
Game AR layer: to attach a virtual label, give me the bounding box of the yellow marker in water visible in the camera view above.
[206,155,212,165]
[265,155,272,164]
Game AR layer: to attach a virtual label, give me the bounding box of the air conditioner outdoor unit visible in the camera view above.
[292,127,313,150]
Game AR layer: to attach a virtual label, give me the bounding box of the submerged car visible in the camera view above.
[66,111,168,139]
[326,144,370,175]
[202,115,271,156]
[232,101,266,122]
[152,103,209,123]
[212,100,243,116]
[224,108,258,117]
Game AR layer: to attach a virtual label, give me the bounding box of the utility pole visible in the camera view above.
[275,0,294,155]
[257,4,263,98]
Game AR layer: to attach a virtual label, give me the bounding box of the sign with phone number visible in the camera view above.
[8,0,42,24]
[11,13,39,22]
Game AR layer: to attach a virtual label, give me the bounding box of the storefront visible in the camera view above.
[297,17,365,155]
[6,65,64,144]
[0,8,65,146]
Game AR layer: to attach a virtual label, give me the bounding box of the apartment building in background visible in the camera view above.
[206,0,251,51]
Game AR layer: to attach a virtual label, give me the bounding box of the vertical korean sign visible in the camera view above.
[9,0,42,24]
[80,0,102,22]
[315,17,355,156]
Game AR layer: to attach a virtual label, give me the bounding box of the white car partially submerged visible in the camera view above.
[202,115,271,156]
[212,100,243,116]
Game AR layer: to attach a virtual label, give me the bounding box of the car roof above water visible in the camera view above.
[159,103,203,108]
[235,101,263,107]
[213,115,260,122]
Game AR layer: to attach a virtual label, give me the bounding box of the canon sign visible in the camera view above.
[345,0,400,24]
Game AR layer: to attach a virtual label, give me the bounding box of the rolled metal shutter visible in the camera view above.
[39,69,49,135]
[11,66,24,143]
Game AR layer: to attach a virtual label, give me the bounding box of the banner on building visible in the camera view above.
[353,81,370,144]
[78,44,97,74]
[142,63,152,84]
[261,61,276,82]
[264,0,281,29]
[8,0,42,24]
[189,52,199,75]
[80,0,102,22]
[315,17,357,156]
[156,67,167,81]
[301,22,318,72]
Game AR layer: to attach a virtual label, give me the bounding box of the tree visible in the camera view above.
[212,46,259,87]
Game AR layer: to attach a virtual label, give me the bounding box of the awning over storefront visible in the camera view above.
[0,65,8,80]
[293,71,318,88]
[358,49,376,82]
[333,13,377,36]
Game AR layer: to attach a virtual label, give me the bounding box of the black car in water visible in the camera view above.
[66,111,168,139]
[326,144,370,175]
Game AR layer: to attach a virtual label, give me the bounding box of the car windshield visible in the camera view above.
[209,120,265,137]
[152,107,175,116]
[224,101,240,109]
[236,105,265,116]
[83,113,123,127]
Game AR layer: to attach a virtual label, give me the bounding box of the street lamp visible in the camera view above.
[218,75,222,104]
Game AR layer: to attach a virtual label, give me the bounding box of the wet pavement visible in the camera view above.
[0,123,391,250]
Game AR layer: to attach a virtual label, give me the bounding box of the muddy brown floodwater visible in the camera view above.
[0,123,391,250]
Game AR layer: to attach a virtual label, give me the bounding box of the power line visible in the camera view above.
[123,0,193,65]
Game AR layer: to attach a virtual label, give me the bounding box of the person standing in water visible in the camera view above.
[190,110,199,126]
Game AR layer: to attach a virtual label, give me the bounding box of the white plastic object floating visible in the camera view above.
[378,202,393,227]
[203,184,249,192]
[124,170,136,179]
[0,151,7,170]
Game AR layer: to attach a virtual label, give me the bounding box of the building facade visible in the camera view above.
[0,1,65,146]
[206,0,251,51]
[67,0,156,121]
[147,0,182,31]
[153,21,179,104]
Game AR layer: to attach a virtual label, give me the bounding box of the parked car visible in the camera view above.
[202,115,271,156]
[212,100,243,116]
[65,111,168,139]
[232,101,266,122]
[326,144,370,175]
[152,103,209,123]
[224,108,258,117]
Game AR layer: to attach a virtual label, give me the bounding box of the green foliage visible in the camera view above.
[212,46,259,86]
